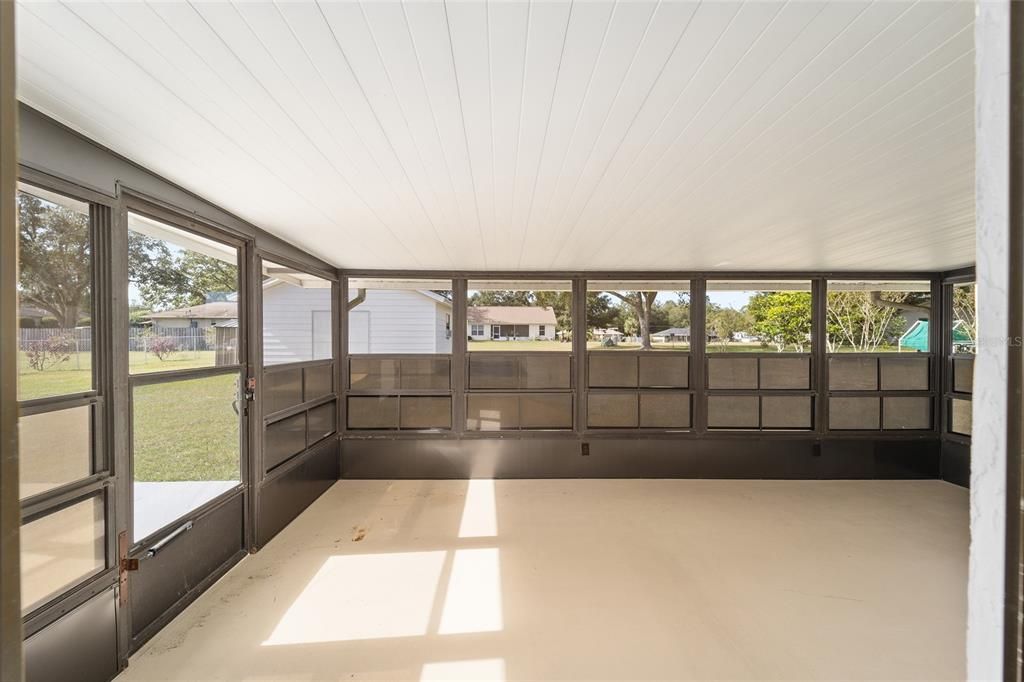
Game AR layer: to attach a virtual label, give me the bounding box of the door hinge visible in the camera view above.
[117,530,137,607]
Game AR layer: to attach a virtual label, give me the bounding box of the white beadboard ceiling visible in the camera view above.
[15,0,974,271]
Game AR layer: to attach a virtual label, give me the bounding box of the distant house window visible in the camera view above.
[538,325,546,337]
[471,324,484,336]
[445,314,452,339]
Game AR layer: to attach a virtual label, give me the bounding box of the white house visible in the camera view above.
[262,280,333,363]
[467,306,557,341]
[591,327,624,342]
[147,301,236,331]
[348,289,452,354]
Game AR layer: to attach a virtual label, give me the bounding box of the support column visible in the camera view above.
[968,1,1021,678]
[0,0,21,678]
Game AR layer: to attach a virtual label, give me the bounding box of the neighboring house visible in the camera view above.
[652,327,690,343]
[591,327,624,342]
[349,289,452,354]
[147,301,237,331]
[467,306,557,341]
[652,326,721,343]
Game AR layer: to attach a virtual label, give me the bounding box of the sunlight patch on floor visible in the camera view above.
[420,658,506,681]
[458,479,497,538]
[439,548,503,635]
[263,551,446,645]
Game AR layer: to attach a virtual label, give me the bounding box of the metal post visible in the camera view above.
[0,0,23,677]
[451,278,468,437]
[691,278,707,434]
[572,278,587,434]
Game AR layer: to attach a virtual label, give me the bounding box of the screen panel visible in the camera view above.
[307,401,337,444]
[826,280,931,352]
[588,354,637,388]
[263,367,303,414]
[828,357,878,391]
[520,355,572,389]
[349,357,399,391]
[128,212,239,375]
[348,278,452,354]
[400,357,450,390]
[347,396,399,429]
[950,398,972,436]
[952,357,974,394]
[882,397,932,430]
[19,405,93,500]
[304,365,334,401]
[761,396,813,429]
[707,395,759,428]
[469,354,519,389]
[951,282,976,354]
[17,184,95,401]
[468,280,570,352]
[829,397,880,430]
[706,280,812,353]
[264,413,307,472]
[638,355,689,388]
[400,397,451,430]
[132,373,240,542]
[467,394,519,431]
[639,393,691,428]
[21,495,105,614]
[520,394,573,429]
[707,357,758,390]
[879,357,930,391]
[587,394,639,428]
[759,357,810,390]
[261,259,333,366]
[586,281,691,351]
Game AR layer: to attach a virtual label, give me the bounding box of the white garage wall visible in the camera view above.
[263,283,333,365]
[348,289,448,354]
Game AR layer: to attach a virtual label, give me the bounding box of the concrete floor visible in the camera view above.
[120,479,968,681]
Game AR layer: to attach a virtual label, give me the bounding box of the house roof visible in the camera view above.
[147,301,238,320]
[654,327,691,336]
[467,306,557,325]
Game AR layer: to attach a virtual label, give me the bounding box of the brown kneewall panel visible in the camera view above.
[347,396,399,429]
[588,393,639,428]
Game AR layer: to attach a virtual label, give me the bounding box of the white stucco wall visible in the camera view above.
[968,2,1010,679]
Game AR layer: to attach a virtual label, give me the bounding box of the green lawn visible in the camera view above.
[588,342,691,351]
[20,351,239,484]
[466,339,694,351]
[132,372,240,482]
[468,340,570,351]
[18,350,219,401]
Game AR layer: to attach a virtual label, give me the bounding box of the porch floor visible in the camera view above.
[120,478,968,681]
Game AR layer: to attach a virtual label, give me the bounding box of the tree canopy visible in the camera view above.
[18,191,239,328]
[747,291,812,352]
[18,192,92,327]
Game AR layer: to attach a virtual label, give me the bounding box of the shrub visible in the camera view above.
[25,335,73,371]
[146,334,178,361]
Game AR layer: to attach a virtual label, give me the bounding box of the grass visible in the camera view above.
[466,339,692,351]
[20,350,239,483]
[18,350,219,401]
[132,372,240,482]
